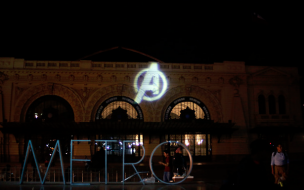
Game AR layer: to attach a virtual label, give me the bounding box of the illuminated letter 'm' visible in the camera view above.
[20,140,65,184]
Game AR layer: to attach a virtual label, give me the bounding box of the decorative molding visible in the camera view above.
[179,76,185,83]
[229,76,242,88]
[111,75,117,82]
[159,85,223,123]
[41,74,47,81]
[218,77,224,84]
[205,77,211,83]
[0,72,9,85]
[28,74,33,81]
[85,84,151,122]
[69,75,75,81]
[192,77,198,83]
[124,75,130,82]
[14,83,84,122]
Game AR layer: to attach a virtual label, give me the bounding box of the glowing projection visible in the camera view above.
[20,140,65,184]
[134,62,168,104]
[20,139,192,185]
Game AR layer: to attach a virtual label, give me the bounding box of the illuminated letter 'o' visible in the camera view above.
[149,141,193,185]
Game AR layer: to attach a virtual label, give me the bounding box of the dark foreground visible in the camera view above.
[0,182,220,190]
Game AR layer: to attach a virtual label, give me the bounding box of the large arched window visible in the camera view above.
[163,97,211,158]
[268,95,276,114]
[258,95,266,114]
[95,96,143,121]
[25,95,74,122]
[278,95,286,114]
[164,97,210,121]
[95,96,144,157]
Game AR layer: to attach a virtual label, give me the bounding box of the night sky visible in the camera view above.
[0,2,303,117]
[0,2,301,67]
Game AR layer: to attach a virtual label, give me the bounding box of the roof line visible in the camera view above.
[77,46,119,60]
[121,47,164,63]
[77,46,163,63]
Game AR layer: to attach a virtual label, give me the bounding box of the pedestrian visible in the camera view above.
[91,146,105,181]
[271,143,289,187]
[173,146,186,176]
[159,150,171,182]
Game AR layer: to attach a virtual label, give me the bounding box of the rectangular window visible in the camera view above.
[70,63,79,67]
[59,63,68,67]
[160,65,169,69]
[139,64,148,68]
[37,62,45,67]
[204,66,213,70]
[127,64,136,68]
[115,64,125,68]
[25,62,33,67]
[164,134,208,156]
[92,64,101,67]
[95,134,143,157]
[104,64,113,68]
[48,62,57,67]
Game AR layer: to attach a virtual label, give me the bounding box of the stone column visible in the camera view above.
[0,72,8,161]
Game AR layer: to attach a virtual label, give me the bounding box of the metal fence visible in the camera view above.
[0,165,151,183]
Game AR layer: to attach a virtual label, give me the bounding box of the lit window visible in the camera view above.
[170,101,205,119]
[101,101,138,119]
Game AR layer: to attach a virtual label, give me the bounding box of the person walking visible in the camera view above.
[173,147,186,176]
[271,143,289,186]
[159,150,171,182]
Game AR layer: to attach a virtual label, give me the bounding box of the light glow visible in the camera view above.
[134,62,168,104]
[185,140,190,146]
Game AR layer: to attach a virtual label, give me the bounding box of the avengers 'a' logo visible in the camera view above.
[134,62,168,104]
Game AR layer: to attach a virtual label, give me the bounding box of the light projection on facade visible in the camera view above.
[134,62,168,104]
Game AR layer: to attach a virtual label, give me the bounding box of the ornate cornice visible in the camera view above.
[0,72,9,85]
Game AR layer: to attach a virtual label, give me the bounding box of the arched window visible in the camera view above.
[164,97,211,157]
[170,102,205,120]
[25,95,74,122]
[268,95,276,114]
[258,95,266,114]
[164,97,210,121]
[278,95,286,114]
[95,96,144,157]
[95,96,143,121]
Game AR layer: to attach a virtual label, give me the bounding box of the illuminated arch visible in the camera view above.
[25,95,74,122]
[95,96,143,120]
[159,85,223,122]
[164,97,211,121]
[14,83,84,122]
[86,84,152,122]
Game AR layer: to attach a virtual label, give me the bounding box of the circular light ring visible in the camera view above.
[134,68,168,102]
[149,141,193,185]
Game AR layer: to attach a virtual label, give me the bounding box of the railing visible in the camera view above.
[0,166,151,183]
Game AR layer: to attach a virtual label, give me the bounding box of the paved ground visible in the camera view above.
[1,160,304,189]
[0,182,221,190]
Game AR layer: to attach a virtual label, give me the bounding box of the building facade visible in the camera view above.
[0,56,303,164]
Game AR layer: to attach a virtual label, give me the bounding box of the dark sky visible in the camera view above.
[0,2,302,68]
